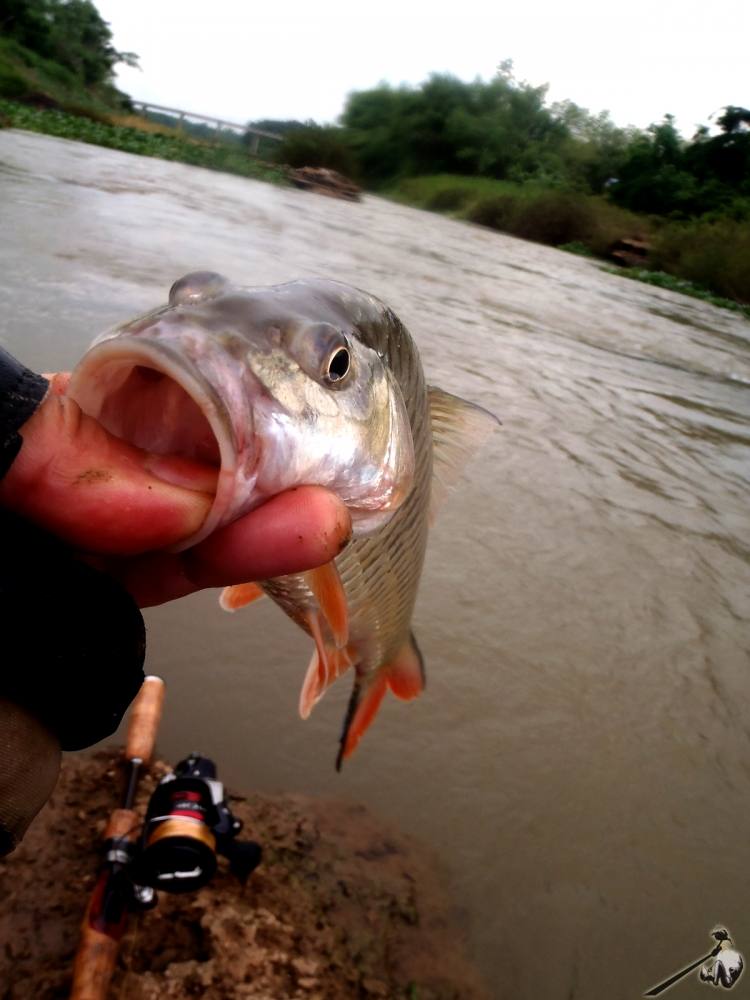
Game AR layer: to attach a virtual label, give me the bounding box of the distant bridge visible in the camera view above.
[132,102,283,153]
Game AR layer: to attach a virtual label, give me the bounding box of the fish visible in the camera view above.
[68,272,498,767]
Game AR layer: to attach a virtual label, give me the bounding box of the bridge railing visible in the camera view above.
[132,102,283,154]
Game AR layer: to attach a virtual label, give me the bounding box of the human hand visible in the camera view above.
[0,373,351,607]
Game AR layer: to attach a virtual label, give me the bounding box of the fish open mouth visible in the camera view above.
[89,363,221,467]
[68,341,238,549]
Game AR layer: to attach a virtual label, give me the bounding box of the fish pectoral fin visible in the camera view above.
[427,385,500,523]
[299,613,354,719]
[336,636,426,769]
[304,561,349,648]
[219,582,266,612]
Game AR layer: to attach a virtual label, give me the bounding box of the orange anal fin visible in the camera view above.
[300,611,354,719]
[220,582,265,612]
[299,647,327,720]
[386,633,426,701]
[337,674,388,770]
[304,561,349,648]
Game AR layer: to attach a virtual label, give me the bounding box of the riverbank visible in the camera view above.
[3,97,747,313]
[0,99,286,185]
[0,750,488,1000]
[385,173,750,312]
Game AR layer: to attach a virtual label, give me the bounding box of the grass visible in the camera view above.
[386,173,537,211]
[0,99,287,185]
[559,241,596,257]
[602,267,750,319]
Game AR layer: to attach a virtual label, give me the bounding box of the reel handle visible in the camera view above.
[125,675,165,764]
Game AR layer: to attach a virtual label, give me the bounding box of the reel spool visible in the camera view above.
[134,753,261,894]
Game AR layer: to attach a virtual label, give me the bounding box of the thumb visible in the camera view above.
[0,375,216,555]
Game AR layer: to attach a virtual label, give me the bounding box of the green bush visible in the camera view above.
[277,124,357,177]
[651,218,750,304]
[507,191,598,245]
[0,63,32,101]
[465,193,520,230]
[424,185,472,211]
[465,188,643,255]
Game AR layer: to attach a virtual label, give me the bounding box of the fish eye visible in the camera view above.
[325,346,350,383]
[285,322,353,386]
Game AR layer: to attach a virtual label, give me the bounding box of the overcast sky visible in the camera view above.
[96,0,748,136]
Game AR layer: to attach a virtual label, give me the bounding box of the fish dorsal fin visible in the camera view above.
[219,582,266,612]
[303,561,349,649]
[336,635,426,769]
[428,386,499,521]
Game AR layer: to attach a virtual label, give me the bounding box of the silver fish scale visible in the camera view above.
[262,308,432,682]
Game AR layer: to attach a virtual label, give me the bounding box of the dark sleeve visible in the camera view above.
[0,347,49,478]
[0,348,146,751]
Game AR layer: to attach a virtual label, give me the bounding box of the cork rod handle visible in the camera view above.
[124,675,165,763]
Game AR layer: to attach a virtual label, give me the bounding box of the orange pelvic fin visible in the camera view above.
[336,634,426,769]
[219,582,265,612]
[304,561,349,648]
[299,610,354,719]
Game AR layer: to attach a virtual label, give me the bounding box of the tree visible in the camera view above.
[341,69,569,185]
[0,0,138,87]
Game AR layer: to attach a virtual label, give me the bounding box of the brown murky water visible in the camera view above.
[2,130,749,999]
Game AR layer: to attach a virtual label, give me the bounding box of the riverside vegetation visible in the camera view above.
[1,3,748,309]
[0,99,286,183]
[277,67,750,309]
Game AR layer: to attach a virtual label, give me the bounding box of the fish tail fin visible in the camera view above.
[336,634,425,770]
[336,674,388,771]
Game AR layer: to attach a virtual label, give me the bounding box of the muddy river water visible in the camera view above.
[2,130,749,999]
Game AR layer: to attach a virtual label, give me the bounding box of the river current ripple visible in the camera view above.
[2,130,749,1000]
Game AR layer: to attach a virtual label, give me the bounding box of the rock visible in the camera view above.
[288,166,362,202]
[608,236,652,268]
[0,749,489,999]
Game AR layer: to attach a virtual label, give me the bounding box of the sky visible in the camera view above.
[96,0,749,136]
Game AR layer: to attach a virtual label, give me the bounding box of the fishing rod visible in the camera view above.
[69,674,165,1000]
[69,676,262,1000]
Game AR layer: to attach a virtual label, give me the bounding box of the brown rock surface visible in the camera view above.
[288,167,361,202]
[0,750,488,999]
[608,236,652,268]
